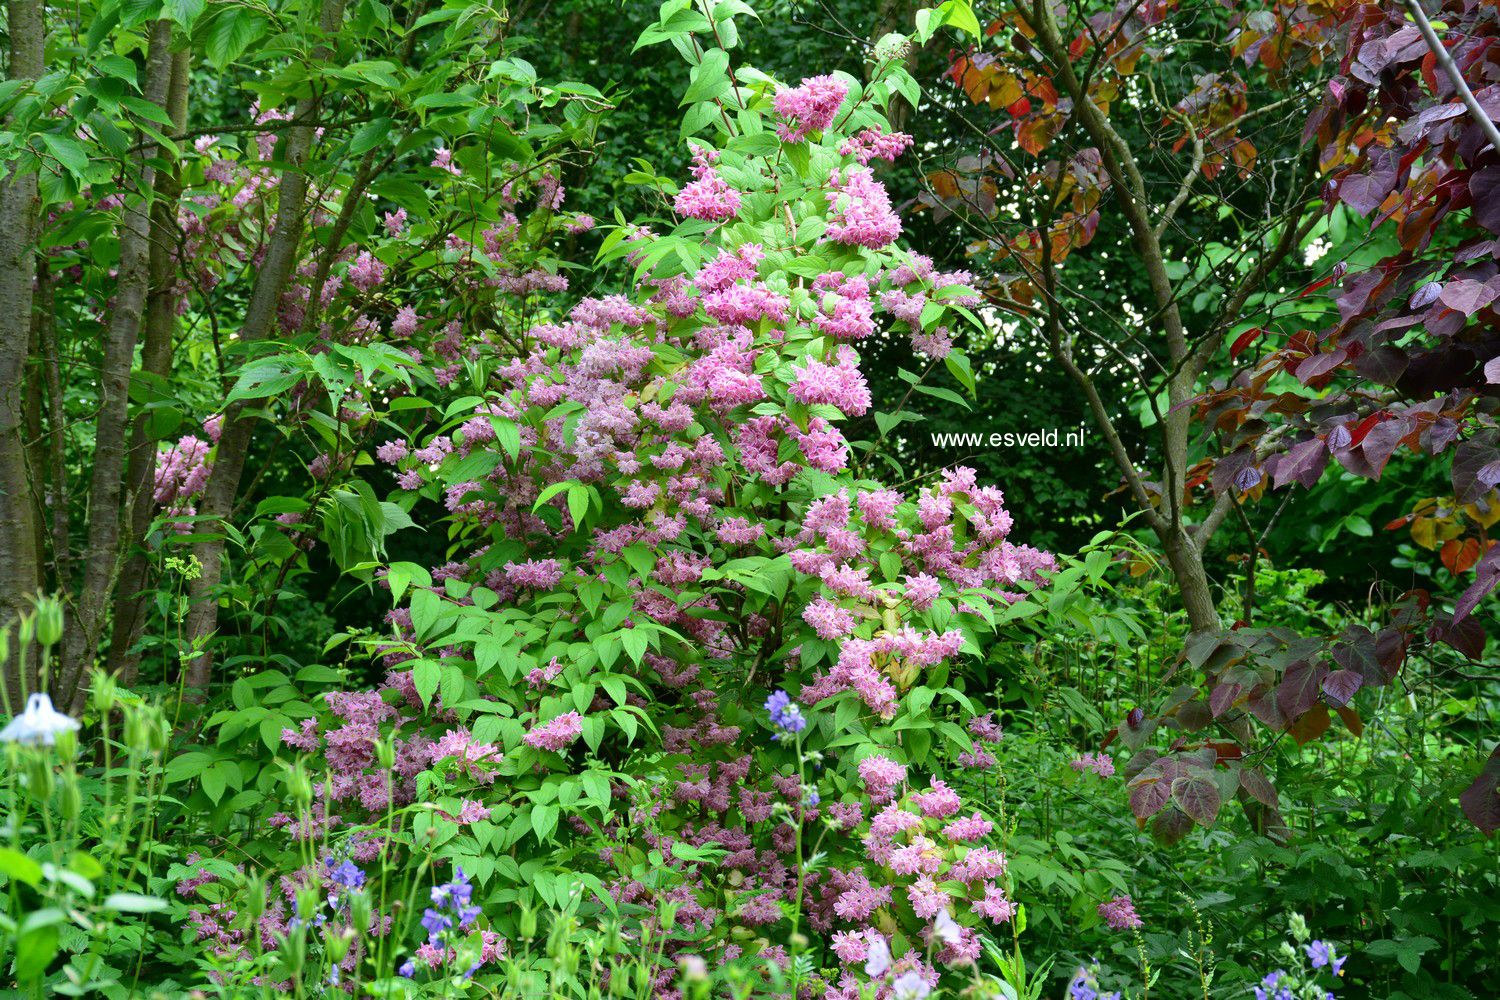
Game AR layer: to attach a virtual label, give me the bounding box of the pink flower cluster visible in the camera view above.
[1072,751,1116,778]
[675,145,741,222]
[774,75,848,142]
[523,711,584,752]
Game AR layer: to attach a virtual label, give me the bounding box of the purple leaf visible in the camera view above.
[1327,423,1352,450]
[1233,466,1262,491]
[1339,174,1391,216]
[1487,357,1500,383]
[1171,773,1222,826]
[1470,167,1500,234]
[1459,745,1500,836]
[1438,278,1500,316]
[1411,281,1444,309]
[1454,544,1500,623]
[1320,669,1364,706]
[1238,767,1278,807]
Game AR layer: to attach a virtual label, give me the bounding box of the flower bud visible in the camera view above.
[57,775,81,821]
[349,888,371,934]
[92,672,117,714]
[520,904,537,939]
[34,597,63,648]
[326,925,355,963]
[244,874,268,923]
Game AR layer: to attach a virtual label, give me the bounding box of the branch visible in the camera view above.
[1404,0,1500,156]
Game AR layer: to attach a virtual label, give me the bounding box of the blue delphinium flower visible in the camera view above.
[327,858,365,891]
[421,907,453,942]
[764,689,806,735]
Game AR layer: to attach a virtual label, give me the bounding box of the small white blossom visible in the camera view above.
[0,693,81,745]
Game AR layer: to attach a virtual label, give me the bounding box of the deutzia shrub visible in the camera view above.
[182,2,1061,994]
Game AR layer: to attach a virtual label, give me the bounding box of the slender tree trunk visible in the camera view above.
[38,263,72,601]
[57,20,175,711]
[108,46,191,688]
[181,0,346,698]
[0,0,46,708]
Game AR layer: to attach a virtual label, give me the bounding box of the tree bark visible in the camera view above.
[180,0,346,698]
[108,45,192,688]
[0,0,47,708]
[58,19,175,711]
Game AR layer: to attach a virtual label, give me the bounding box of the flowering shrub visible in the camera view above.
[174,1,1067,994]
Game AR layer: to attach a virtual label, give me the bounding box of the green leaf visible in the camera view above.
[15,924,58,981]
[0,847,43,887]
[682,48,730,105]
[40,135,90,181]
[165,0,205,27]
[413,659,440,709]
[103,892,168,913]
[350,118,394,154]
[204,7,266,71]
[567,484,590,532]
[226,356,303,404]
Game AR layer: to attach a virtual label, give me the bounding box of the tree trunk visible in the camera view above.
[108,45,191,688]
[180,0,346,698]
[1159,527,1220,635]
[0,0,46,709]
[57,19,175,711]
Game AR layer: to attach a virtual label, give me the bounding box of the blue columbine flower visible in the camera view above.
[399,959,416,978]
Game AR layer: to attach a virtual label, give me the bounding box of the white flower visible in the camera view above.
[863,934,891,978]
[0,693,81,745]
[933,908,963,946]
[893,970,932,1000]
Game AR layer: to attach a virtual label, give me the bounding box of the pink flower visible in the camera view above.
[858,755,906,802]
[431,147,462,175]
[774,75,848,142]
[942,812,993,842]
[1071,752,1115,778]
[1098,895,1142,930]
[348,251,386,292]
[523,712,584,752]
[911,778,961,818]
[825,167,901,249]
[972,883,1017,924]
[675,173,741,222]
[839,125,914,164]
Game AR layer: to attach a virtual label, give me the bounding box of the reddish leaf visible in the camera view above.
[1128,773,1172,818]
[1471,167,1500,233]
[1245,688,1287,729]
[1209,681,1243,717]
[1338,173,1391,216]
[1441,536,1484,574]
[1230,327,1265,359]
[1287,702,1331,745]
[1275,660,1329,719]
[1459,745,1500,836]
[1152,805,1194,844]
[1320,669,1364,706]
[1454,543,1500,623]
[1438,279,1500,316]
[1175,699,1213,732]
[1333,703,1364,737]
[1171,773,1222,825]
[1206,740,1243,761]
[1428,613,1487,661]
[1238,767,1278,807]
